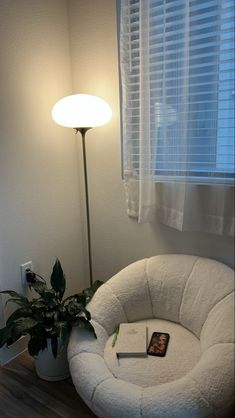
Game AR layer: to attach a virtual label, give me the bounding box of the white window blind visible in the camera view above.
[119,0,235,184]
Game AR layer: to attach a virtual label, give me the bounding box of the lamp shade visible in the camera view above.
[52,94,112,129]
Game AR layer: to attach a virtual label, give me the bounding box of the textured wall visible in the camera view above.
[0,0,86,362]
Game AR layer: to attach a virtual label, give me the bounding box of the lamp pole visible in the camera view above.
[52,94,112,287]
[75,128,93,286]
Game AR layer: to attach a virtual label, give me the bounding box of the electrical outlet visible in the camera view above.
[21,261,33,287]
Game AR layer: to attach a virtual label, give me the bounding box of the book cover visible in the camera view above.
[115,323,147,358]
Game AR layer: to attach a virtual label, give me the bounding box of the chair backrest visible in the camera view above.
[88,255,234,338]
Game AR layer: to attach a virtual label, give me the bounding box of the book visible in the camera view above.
[115,323,147,358]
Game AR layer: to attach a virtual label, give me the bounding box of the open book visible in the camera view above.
[115,323,147,358]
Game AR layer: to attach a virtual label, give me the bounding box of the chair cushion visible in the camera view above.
[179,257,234,337]
[147,254,197,322]
[107,259,153,322]
[104,318,201,387]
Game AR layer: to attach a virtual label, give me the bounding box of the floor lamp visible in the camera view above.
[52,94,112,286]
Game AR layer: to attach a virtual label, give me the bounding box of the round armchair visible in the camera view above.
[68,255,234,418]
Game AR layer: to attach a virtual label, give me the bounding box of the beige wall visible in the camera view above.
[68,0,234,283]
[0,0,87,362]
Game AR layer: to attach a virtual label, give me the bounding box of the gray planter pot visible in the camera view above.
[35,339,70,381]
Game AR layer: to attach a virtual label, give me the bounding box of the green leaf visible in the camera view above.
[73,317,97,338]
[30,309,45,323]
[40,290,57,303]
[72,305,91,320]
[5,298,29,308]
[1,317,38,345]
[55,321,70,353]
[51,336,58,358]
[30,299,46,308]
[1,291,29,308]
[82,280,103,304]
[28,337,47,357]
[0,326,13,348]
[0,323,24,348]
[66,299,82,316]
[63,293,86,307]
[43,311,56,328]
[29,280,47,296]
[0,290,27,299]
[56,321,68,337]
[14,318,38,334]
[112,325,120,347]
[50,259,66,300]
[6,308,32,325]
[82,308,91,320]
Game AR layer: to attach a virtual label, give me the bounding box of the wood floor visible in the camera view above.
[0,351,97,418]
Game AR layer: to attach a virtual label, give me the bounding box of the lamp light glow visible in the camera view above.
[52,94,112,129]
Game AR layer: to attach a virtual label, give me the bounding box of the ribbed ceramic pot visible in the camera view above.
[35,338,70,381]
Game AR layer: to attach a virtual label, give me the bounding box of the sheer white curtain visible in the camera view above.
[120,0,234,236]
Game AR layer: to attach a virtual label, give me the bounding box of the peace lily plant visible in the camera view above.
[0,259,103,360]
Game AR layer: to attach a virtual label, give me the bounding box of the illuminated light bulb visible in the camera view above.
[52,94,112,129]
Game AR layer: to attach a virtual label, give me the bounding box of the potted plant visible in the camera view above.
[0,259,103,381]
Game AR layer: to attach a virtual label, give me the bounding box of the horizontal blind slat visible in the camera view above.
[120,0,235,181]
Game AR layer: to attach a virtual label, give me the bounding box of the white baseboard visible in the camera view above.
[0,336,29,365]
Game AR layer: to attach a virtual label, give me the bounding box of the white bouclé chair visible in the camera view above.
[68,255,235,418]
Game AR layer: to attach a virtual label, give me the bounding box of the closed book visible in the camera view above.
[116,323,147,358]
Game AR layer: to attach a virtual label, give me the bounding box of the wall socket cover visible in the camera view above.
[21,261,33,287]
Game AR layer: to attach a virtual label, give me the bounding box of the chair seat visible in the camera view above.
[104,318,201,388]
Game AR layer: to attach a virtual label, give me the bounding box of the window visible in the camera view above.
[118,0,235,184]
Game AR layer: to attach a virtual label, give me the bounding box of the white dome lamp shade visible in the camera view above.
[52,94,112,132]
[51,94,112,288]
